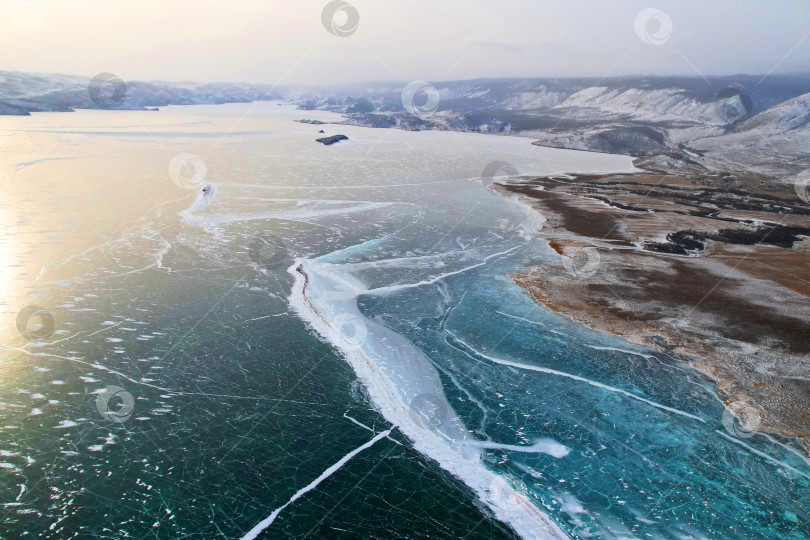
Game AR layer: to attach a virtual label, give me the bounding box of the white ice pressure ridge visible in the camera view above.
[288,240,571,540]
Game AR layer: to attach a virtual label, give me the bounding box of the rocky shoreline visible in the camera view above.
[497,171,810,454]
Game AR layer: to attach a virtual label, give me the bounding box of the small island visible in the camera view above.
[316,134,348,145]
[296,119,327,125]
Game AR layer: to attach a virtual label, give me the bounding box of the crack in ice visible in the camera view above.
[241,429,392,540]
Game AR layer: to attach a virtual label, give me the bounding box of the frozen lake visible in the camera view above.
[1,102,807,539]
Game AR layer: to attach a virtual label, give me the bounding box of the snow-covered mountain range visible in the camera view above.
[2,70,809,178]
[288,75,810,176]
[0,70,284,115]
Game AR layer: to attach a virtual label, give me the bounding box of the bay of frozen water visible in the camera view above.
[0,102,807,539]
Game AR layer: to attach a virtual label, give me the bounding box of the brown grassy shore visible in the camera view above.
[498,171,810,453]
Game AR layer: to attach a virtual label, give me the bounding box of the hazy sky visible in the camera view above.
[2,0,809,85]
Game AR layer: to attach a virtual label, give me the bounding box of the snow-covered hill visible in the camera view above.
[2,70,809,177]
[0,70,285,115]
[301,75,810,174]
[691,91,810,177]
[739,92,810,133]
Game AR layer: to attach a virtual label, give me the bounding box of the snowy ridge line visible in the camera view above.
[241,429,393,540]
[288,258,570,540]
[448,332,706,423]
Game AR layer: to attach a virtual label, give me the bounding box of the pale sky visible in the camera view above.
[2,0,809,85]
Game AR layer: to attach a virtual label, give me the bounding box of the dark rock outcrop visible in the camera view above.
[316,134,348,145]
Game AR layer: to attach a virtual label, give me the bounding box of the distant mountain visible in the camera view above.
[0,70,284,115]
[2,70,809,178]
[739,91,810,133]
[296,75,808,124]
[293,75,810,176]
[691,91,810,178]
